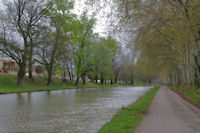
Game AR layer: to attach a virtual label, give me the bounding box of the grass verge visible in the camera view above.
[0,74,149,94]
[169,85,200,108]
[0,74,122,94]
[98,86,160,133]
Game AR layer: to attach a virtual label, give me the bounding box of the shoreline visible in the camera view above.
[98,86,160,133]
[0,84,153,96]
[0,74,153,95]
[0,85,118,95]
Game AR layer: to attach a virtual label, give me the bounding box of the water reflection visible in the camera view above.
[0,86,151,133]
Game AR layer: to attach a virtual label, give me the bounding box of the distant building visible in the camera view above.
[0,57,17,73]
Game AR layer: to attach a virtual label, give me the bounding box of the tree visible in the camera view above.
[70,12,96,86]
[118,0,200,87]
[93,38,113,85]
[0,0,48,86]
[36,0,74,85]
[59,44,74,82]
[89,36,120,85]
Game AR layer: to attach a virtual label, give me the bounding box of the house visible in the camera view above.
[0,57,17,73]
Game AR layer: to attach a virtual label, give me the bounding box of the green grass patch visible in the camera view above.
[169,86,200,104]
[98,86,160,133]
[0,74,121,94]
[0,74,149,94]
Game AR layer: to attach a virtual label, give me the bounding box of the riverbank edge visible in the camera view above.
[98,86,160,133]
[0,85,110,95]
[168,86,200,109]
[0,84,143,95]
[0,74,153,95]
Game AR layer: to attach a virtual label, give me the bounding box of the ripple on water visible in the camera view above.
[0,86,151,133]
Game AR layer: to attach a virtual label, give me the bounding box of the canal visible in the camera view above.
[0,86,151,133]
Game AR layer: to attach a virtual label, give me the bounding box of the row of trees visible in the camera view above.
[118,0,200,87]
[0,0,139,86]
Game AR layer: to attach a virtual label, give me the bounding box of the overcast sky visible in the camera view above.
[73,0,116,37]
[0,0,118,37]
[0,0,127,45]
[73,0,132,53]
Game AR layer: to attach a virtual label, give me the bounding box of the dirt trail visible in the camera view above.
[135,86,200,133]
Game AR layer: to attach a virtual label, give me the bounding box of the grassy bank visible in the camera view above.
[98,86,160,133]
[0,74,150,94]
[0,74,122,94]
[169,86,200,108]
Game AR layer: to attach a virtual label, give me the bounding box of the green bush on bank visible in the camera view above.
[98,86,160,133]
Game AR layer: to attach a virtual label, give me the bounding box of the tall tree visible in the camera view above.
[0,0,48,86]
[119,0,200,87]
[70,12,96,86]
[36,0,74,85]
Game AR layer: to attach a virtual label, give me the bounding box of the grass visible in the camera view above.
[169,85,200,105]
[0,74,122,94]
[0,74,151,94]
[98,86,160,133]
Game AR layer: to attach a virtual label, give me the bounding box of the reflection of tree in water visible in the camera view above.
[74,88,113,105]
[16,93,25,106]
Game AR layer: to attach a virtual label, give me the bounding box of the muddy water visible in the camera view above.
[0,86,151,133]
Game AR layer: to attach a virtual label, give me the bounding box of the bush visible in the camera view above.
[2,67,9,71]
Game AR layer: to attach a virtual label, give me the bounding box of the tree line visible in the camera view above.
[118,0,200,88]
[0,0,142,86]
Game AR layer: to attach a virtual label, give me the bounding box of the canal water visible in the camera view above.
[0,86,151,133]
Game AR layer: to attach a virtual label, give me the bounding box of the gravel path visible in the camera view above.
[135,86,200,133]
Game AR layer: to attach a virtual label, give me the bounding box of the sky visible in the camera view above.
[0,0,118,37]
[73,0,115,37]
[0,0,127,45]
[72,0,133,54]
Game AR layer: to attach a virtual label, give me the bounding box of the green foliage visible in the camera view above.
[69,12,96,82]
[89,36,119,82]
[98,86,160,133]
[122,0,200,86]
[36,0,76,85]
[2,67,9,71]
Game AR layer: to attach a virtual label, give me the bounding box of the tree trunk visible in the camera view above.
[194,56,200,87]
[28,50,33,79]
[17,40,28,86]
[82,74,86,85]
[95,74,98,83]
[28,35,34,80]
[71,62,74,80]
[17,64,26,87]
[47,71,52,86]
[114,73,118,84]
[75,70,90,86]
[110,79,113,84]
[100,73,104,85]
[67,64,72,80]
[47,65,53,86]
[62,71,67,83]
[28,59,33,80]
[17,74,23,87]
[75,77,80,86]
[131,78,134,84]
